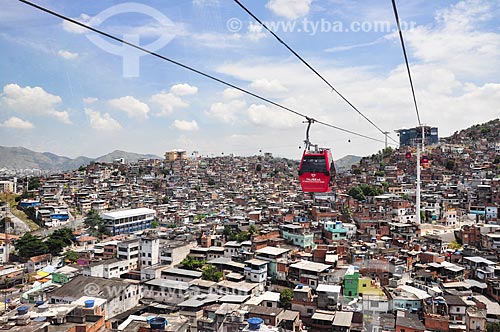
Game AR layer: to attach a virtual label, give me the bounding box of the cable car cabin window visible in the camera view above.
[301,156,328,173]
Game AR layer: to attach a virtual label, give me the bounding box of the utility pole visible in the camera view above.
[384,132,389,150]
[416,126,425,225]
[416,141,421,225]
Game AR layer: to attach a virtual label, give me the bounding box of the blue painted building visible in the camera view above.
[19,200,40,208]
[101,208,156,235]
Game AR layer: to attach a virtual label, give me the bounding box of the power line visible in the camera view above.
[391,0,422,126]
[233,0,399,145]
[18,0,393,146]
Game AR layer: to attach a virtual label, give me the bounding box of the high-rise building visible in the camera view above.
[396,126,438,147]
[164,149,187,162]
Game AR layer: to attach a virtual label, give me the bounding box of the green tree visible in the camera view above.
[46,228,74,255]
[448,241,462,250]
[84,210,110,238]
[348,186,365,201]
[181,256,205,270]
[28,177,41,191]
[280,288,293,309]
[13,233,47,258]
[487,322,500,332]
[248,224,259,235]
[151,221,159,228]
[201,265,223,282]
[445,160,455,171]
[46,238,67,256]
[63,250,79,263]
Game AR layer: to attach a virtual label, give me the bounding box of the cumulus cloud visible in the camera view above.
[171,119,199,131]
[150,92,189,116]
[1,83,72,124]
[266,0,313,20]
[170,83,198,96]
[247,104,300,129]
[85,108,122,130]
[108,96,150,120]
[247,23,267,41]
[403,0,500,81]
[61,13,91,34]
[205,99,246,124]
[57,50,78,59]
[222,88,244,100]
[0,116,34,129]
[250,78,288,93]
[84,97,98,104]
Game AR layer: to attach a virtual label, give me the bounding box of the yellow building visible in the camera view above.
[358,277,384,296]
[164,149,187,162]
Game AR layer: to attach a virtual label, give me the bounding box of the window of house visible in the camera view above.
[363,284,367,287]
[307,309,313,314]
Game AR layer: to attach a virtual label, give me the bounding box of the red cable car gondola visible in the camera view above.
[405,151,412,159]
[298,119,336,193]
[298,149,335,192]
[421,155,429,165]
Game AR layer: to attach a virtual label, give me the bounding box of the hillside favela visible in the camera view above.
[2,1,500,332]
[0,120,500,332]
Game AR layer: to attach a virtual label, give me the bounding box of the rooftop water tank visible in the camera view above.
[17,306,29,315]
[84,299,95,308]
[149,317,167,330]
[248,317,263,330]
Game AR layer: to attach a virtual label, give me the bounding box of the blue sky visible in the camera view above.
[1,0,499,159]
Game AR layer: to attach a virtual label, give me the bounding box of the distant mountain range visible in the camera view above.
[0,146,160,171]
[335,154,362,172]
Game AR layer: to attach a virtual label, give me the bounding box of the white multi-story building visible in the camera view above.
[101,208,156,236]
[117,239,140,270]
[140,236,160,267]
[244,259,268,283]
[82,259,131,279]
[160,240,197,266]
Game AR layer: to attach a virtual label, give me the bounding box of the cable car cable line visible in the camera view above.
[18,0,393,146]
[391,0,422,127]
[234,0,399,145]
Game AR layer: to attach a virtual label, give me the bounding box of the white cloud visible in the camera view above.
[247,23,267,41]
[48,110,72,125]
[171,119,199,131]
[222,88,244,100]
[403,0,500,81]
[57,50,78,59]
[85,108,122,131]
[1,83,72,124]
[170,83,198,96]
[150,92,188,116]
[108,96,150,120]
[0,116,34,129]
[250,78,288,93]
[205,99,246,124]
[266,0,313,20]
[193,0,220,6]
[84,97,98,104]
[61,13,91,34]
[247,104,301,129]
